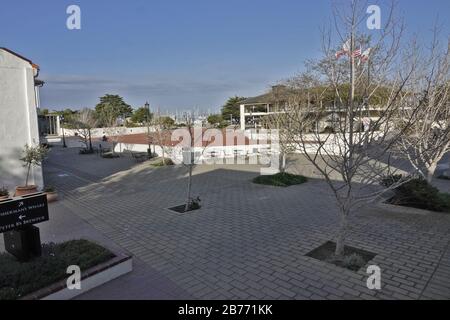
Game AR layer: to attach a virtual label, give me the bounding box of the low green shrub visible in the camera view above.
[0,187,9,197]
[151,158,174,167]
[380,174,404,187]
[382,175,450,212]
[79,148,95,155]
[101,152,120,159]
[253,172,307,187]
[43,186,55,193]
[187,196,201,210]
[0,240,114,300]
[438,193,450,208]
[341,253,367,270]
[327,253,367,271]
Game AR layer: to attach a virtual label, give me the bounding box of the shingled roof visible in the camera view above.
[239,92,273,105]
[239,85,292,105]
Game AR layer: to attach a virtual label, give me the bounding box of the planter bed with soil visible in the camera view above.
[306,241,376,272]
[0,239,132,300]
[168,197,202,214]
[252,172,308,187]
[168,204,201,213]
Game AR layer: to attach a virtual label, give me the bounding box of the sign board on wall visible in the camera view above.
[0,193,49,234]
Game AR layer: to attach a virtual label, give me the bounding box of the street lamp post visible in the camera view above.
[60,115,67,148]
[145,102,151,157]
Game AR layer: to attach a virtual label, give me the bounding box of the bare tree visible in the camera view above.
[151,111,171,165]
[71,108,97,151]
[396,31,450,182]
[280,0,421,256]
[184,116,196,212]
[180,114,209,212]
[261,86,296,172]
[101,104,124,156]
[172,114,214,212]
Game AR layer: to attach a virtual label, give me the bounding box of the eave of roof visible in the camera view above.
[240,86,302,105]
[0,47,40,70]
[239,93,273,105]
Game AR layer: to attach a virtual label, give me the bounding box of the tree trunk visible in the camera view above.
[25,163,31,187]
[279,153,286,173]
[88,130,93,151]
[335,31,355,258]
[335,206,349,256]
[427,162,438,183]
[185,163,193,212]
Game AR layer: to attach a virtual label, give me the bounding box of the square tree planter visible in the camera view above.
[306,241,376,272]
[168,204,201,214]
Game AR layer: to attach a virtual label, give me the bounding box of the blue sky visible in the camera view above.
[1,0,449,112]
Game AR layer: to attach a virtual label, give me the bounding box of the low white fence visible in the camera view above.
[114,142,273,165]
[61,126,154,138]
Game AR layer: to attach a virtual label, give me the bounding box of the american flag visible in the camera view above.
[335,50,347,59]
[352,47,362,58]
[335,39,351,59]
[360,48,372,62]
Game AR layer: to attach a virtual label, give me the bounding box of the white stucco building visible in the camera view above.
[0,48,44,193]
[239,85,385,132]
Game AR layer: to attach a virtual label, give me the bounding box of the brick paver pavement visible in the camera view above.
[41,147,450,300]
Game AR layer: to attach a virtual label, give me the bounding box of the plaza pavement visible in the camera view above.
[19,146,450,299]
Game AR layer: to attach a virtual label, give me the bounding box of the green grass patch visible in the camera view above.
[252,172,308,187]
[0,240,114,300]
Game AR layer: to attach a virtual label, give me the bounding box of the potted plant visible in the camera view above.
[15,144,49,196]
[0,187,9,201]
[43,186,58,203]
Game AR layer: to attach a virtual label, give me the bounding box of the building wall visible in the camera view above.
[0,50,43,194]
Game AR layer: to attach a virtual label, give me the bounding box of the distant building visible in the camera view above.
[239,86,285,130]
[38,113,60,137]
[239,85,384,131]
[0,48,44,192]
